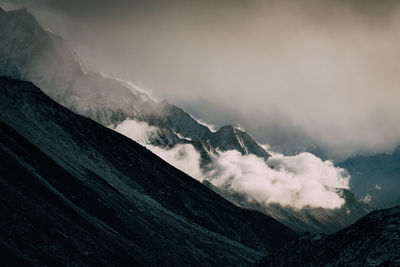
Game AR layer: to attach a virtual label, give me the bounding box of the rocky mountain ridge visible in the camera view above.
[258,205,400,266]
[0,76,297,266]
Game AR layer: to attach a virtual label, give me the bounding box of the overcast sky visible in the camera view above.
[2,0,400,160]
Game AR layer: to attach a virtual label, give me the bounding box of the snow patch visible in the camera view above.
[363,194,372,204]
[235,125,246,132]
[235,135,249,154]
[173,130,192,141]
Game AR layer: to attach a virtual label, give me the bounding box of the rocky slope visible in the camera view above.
[204,182,372,233]
[258,206,400,266]
[0,76,298,266]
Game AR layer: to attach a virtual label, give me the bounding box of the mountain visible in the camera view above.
[0,76,298,265]
[0,7,270,165]
[0,7,372,235]
[204,182,372,233]
[258,206,400,266]
[338,146,400,208]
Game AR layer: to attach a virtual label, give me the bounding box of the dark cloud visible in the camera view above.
[2,0,400,160]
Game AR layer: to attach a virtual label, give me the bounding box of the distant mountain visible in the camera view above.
[258,206,400,266]
[0,7,270,165]
[204,182,372,233]
[339,146,400,208]
[0,76,297,265]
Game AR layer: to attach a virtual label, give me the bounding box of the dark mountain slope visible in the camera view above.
[0,77,297,266]
[0,122,143,266]
[258,206,400,266]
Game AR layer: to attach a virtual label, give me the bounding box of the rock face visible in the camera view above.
[209,125,271,159]
[258,206,400,266]
[339,147,400,209]
[0,76,297,266]
[0,7,270,164]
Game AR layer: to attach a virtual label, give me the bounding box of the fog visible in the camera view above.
[2,0,400,159]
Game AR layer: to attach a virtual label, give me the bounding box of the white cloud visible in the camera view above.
[111,119,159,144]
[205,151,350,209]
[111,119,203,179]
[146,144,203,180]
[112,119,350,210]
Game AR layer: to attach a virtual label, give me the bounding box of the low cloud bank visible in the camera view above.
[112,119,350,210]
[206,151,349,209]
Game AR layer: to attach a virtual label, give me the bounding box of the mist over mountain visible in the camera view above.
[2,0,400,159]
[0,6,376,233]
[0,76,298,265]
[1,2,400,265]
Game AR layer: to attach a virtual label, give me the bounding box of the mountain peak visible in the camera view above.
[217,125,235,134]
[7,6,35,21]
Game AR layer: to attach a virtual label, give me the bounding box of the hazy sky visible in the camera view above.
[2,0,400,160]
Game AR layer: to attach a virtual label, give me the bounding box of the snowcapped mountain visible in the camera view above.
[0,76,298,265]
[339,146,400,209]
[258,205,400,266]
[0,7,371,235]
[0,7,270,163]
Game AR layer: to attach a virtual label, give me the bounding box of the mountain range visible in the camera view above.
[0,76,297,265]
[0,7,270,166]
[0,6,374,234]
[1,6,400,266]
